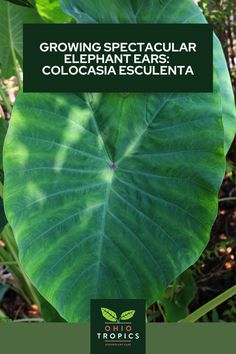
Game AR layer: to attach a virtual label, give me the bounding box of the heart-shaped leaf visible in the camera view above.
[3,88,226,322]
[101,307,118,322]
[120,310,135,321]
[3,0,236,323]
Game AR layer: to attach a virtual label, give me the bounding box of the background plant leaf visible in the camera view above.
[0,309,11,322]
[159,270,197,322]
[36,0,72,23]
[0,119,8,172]
[0,0,42,77]
[101,307,117,322]
[3,0,34,8]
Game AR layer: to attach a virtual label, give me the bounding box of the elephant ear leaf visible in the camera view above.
[120,310,135,321]
[3,0,235,324]
[101,308,118,322]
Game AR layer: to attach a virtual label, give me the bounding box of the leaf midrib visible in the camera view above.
[86,93,175,295]
[87,97,115,296]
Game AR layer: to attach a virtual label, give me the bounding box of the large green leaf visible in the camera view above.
[4,86,225,322]
[3,0,236,323]
[0,0,42,77]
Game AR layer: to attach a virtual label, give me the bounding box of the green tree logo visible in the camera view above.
[101,308,135,322]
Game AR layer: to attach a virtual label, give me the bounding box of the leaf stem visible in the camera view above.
[219,197,236,202]
[2,226,40,307]
[157,301,167,322]
[7,6,22,90]
[0,261,17,265]
[170,279,177,301]
[179,285,236,323]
